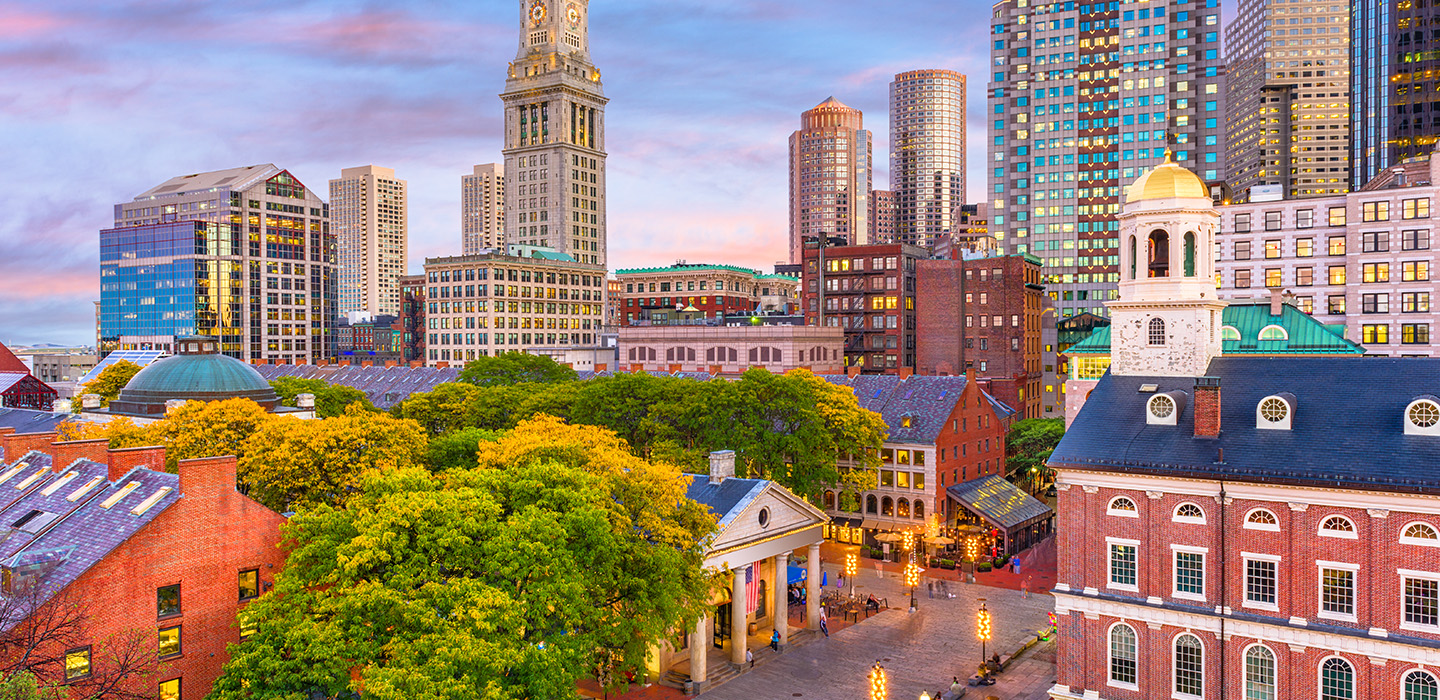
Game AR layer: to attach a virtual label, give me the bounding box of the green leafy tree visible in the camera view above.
[566,373,713,455]
[393,383,530,435]
[1005,418,1065,495]
[238,403,428,512]
[457,351,577,387]
[73,360,141,411]
[148,398,275,471]
[425,427,502,472]
[209,419,716,700]
[270,376,376,417]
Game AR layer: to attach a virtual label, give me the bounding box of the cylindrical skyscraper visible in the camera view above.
[788,97,873,263]
[890,69,967,249]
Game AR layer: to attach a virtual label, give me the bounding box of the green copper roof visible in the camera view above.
[1062,302,1366,356]
[121,353,276,397]
[615,263,764,277]
[755,273,799,281]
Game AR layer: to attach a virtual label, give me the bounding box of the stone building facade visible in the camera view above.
[618,324,843,376]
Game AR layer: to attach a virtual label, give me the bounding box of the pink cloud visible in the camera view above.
[0,5,72,40]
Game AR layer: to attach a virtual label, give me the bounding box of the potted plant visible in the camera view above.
[977,561,992,573]
[940,558,956,570]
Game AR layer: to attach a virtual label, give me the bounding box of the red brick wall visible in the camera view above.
[934,380,1008,518]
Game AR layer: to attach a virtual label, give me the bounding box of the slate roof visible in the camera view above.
[615,263,764,277]
[1051,356,1440,493]
[946,475,1053,529]
[0,411,70,460]
[251,364,460,410]
[1064,302,1363,356]
[684,474,767,528]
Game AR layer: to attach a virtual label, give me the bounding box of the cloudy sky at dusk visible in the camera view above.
[1,0,1001,347]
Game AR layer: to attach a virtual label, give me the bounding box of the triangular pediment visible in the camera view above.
[706,483,827,555]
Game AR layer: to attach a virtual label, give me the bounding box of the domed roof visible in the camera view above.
[105,337,279,417]
[1125,151,1210,203]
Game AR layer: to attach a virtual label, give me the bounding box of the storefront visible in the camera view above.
[945,474,1054,557]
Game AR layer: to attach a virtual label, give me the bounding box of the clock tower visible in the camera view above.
[501,0,608,267]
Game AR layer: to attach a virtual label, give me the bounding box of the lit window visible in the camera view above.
[158,625,181,659]
[1220,326,1240,341]
[239,609,257,638]
[1245,509,1279,530]
[1107,496,1138,515]
[1319,516,1357,539]
[238,569,260,601]
[1174,503,1205,523]
[1109,541,1138,590]
[1404,522,1440,545]
[1258,397,1289,425]
[159,678,180,700]
[64,647,91,680]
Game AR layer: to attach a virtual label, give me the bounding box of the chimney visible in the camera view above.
[178,455,238,501]
[965,367,977,384]
[1269,288,1285,317]
[80,394,102,410]
[1194,376,1222,438]
[409,360,422,368]
[385,360,398,368]
[435,361,449,369]
[847,365,862,378]
[1,431,58,463]
[106,445,167,481]
[708,450,736,485]
[361,360,373,368]
[49,439,111,472]
[296,393,316,409]
[899,367,913,380]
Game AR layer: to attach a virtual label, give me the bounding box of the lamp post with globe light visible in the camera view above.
[845,552,859,599]
[977,598,992,671]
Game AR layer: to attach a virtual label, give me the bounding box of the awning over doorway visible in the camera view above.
[946,475,1053,531]
[787,565,807,585]
[859,518,919,532]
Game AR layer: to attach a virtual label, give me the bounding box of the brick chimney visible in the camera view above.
[178,455,238,500]
[1194,376,1222,438]
[1270,288,1285,317]
[708,450,736,485]
[107,445,167,481]
[899,367,913,380]
[48,439,111,472]
[2,431,58,463]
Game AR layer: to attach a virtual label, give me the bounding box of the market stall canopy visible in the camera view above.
[945,475,1054,532]
[787,565,808,585]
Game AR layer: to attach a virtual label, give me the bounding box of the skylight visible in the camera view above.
[130,487,173,516]
[13,468,48,491]
[66,476,104,503]
[0,463,28,485]
[99,481,142,510]
[40,472,78,496]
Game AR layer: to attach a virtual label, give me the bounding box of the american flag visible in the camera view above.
[745,564,759,614]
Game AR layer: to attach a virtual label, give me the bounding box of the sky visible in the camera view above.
[0,0,1000,348]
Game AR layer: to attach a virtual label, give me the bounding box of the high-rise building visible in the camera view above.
[1352,0,1437,190]
[800,241,924,373]
[462,163,506,254]
[101,164,336,364]
[331,165,407,317]
[869,190,897,243]
[890,69,967,248]
[500,0,607,268]
[1225,0,1349,202]
[987,0,1228,320]
[788,97,873,263]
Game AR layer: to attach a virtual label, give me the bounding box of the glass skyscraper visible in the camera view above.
[890,69,967,248]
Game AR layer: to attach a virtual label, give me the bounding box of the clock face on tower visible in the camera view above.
[566,4,581,29]
[529,0,547,26]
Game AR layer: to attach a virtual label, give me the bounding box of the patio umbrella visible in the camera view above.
[924,536,955,545]
[873,532,904,543]
[955,525,984,535]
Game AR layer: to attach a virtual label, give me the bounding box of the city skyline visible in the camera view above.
[1,0,998,348]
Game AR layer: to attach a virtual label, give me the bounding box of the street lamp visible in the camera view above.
[869,661,887,700]
[918,693,932,700]
[977,599,992,671]
[845,553,859,599]
[904,560,920,612]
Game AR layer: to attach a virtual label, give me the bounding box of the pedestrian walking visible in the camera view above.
[1022,574,1032,598]
[747,648,754,668]
[819,606,830,637]
[927,581,934,598]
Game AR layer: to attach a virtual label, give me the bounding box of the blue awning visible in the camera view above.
[787,565,807,585]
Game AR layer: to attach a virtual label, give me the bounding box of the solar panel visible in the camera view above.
[78,350,167,385]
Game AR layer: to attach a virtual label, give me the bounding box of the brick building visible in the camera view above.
[1049,157,1440,699]
[0,430,284,699]
[801,241,926,374]
[615,263,798,326]
[0,343,56,412]
[333,314,403,362]
[398,274,425,363]
[617,324,844,377]
[915,252,1045,418]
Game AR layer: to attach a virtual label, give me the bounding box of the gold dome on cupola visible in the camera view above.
[1125,150,1210,204]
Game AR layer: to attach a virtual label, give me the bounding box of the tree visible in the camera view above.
[1005,418,1065,495]
[73,360,141,411]
[55,417,152,450]
[457,352,577,387]
[0,587,156,699]
[565,373,711,456]
[238,403,428,512]
[270,377,376,418]
[210,419,716,700]
[424,426,502,473]
[392,383,531,436]
[148,399,276,471]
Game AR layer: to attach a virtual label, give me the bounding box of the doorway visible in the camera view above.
[713,603,731,649]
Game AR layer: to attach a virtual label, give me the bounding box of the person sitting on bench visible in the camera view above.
[865,594,881,613]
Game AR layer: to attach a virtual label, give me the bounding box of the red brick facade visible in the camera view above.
[800,242,925,374]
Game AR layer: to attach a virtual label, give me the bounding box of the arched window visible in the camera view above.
[1184,231,1196,276]
[1258,324,1289,341]
[1245,508,1280,531]
[1108,496,1138,516]
[1149,318,1166,345]
[866,495,878,514]
[897,498,910,518]
[1174,503,1206,523]
[1244,645,1276,700]
[881,496,894,516]
[1405,669,1439,700]
[1149,230,1171,277]
[1173,633,1203,697]
[1320,657,1354,700]
[913,500,925,519]
[1257,395,1293,430]
[1319,516,1357,539]
[1406,397,1440,436]
[1404,522,1440,546]
[823,490,836,510]
[1109,623,1138,686]
[1128,235,1138,279]
[1221,325,1241,341]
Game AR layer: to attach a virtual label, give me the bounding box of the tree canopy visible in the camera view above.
[1005,418,1065,495]
[269,376,376,417]
[457,352,577,387]
[209,420,716,700]
[57,398,276,471]
[73,360,141,411]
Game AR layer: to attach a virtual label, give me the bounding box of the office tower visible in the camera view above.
[788,97,873,263]
[1225,0,1349,201]
[500,0,607,267]
[890,69,967,247]
[1353,0,1437,189]
[869,190,897,243]
[331,166,407,317]
[987,0,1227,319]
[462,163,506,254]
[101,164,336,364]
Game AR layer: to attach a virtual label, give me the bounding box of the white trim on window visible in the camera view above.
[1242,552,1282,612]
[1318,515,1358,539]
[1399,569,1440,633]
[1171,631,1205,700]
[1240,643,1277,700]
[1172,502,1206,524]
[1171,545,1207,602]
[1244,507,1281,532]
[1316,656,1355,700]
[1400,521,1440,547]
[1107,537,1141,593]
[1315,561,1359,624]
[1108,496,1140,518]
[1106,621,1140,692]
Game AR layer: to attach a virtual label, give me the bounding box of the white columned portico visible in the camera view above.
[730,566,748,666]
[689,614,708,688]
[806,543,821,631]
[772,552,789,649]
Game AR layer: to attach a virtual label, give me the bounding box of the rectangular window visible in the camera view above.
[1319,565,1355,619]
[64,647,91,680]
[1362,293,1389,314]
[1405,575,1440,629]
[1362,201,1391,222]
[1403,324,1431,345]
[1244,558,1277,608]
[159,679,181,700]
[1296,267,1314,286]
[1364,262,1390,283]
[1403,229,1431,250]
[157,584,180,618]
[1328,236,1346,255]
[1175,550,1204,597]
[1264,211,1282,231]
[1234,269,1252,288]
[158,625,181,659]
[1403,292,1432,313]
[1297,238,1314,257]
[1404,197,1431,219]
[1297,209,1315,228]
[1362,231,1389,253]
[1363,324,1390,344]
[1234,240,1252,260]
[238,569,260,601]
[1403,261,1431,281]
[1264,240,1282,259]
[1234,213,1252,232]
[1328,295,1347,315]
[1328,266,1346,285]
[1109,542,1138,590]
[1265,268,1282,288]
[1328,207,1347,226]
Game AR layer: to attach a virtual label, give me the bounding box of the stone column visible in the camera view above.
[772,553,789,649]
[806,543,821,631]
[689,614,708,689]
[730,566,747,666]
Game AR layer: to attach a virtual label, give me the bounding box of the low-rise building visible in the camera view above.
[333,313,403,362]
[398,274,426,363]
[616,263,799,326]
[801,242,926,374]
[618,324,844,376]
[422,247,607,366]
[26,354,97,399]
[0,343,57,412]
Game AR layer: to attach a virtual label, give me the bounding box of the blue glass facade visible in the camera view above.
[101,222,204,343]
[1352,0,1392,189]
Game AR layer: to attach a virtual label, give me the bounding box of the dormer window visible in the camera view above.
[1245,508,1280,531]
[1146,391,1185,426]
[1255,394,1295,431]
[1257,324,1288,341]
[902,415,913,428]
[1402,522,1440,547]
[1319,515,1358,539]
[1174,503,1206,524]
[1220,326,1241,341]
[1108,496,1139,517]
[1406,397,1440,436]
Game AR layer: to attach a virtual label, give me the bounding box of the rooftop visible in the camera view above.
[133,164,282,200]
[1064,301,1362,356]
